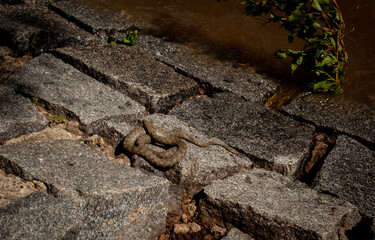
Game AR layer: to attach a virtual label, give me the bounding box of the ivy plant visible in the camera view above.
[220,0,347,93]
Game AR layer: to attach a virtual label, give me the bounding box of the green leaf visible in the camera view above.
[289,10,302,22]
[291,63,298,73]
[312,0,322,11]
[335,87,344,94]
[312,22,322,29]
[318,0,330,5]
[296,56,303,65]
[275,51,287,59]
[321,56,334,66]
[313,81,333,92]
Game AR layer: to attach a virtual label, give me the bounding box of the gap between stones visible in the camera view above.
[279,108,375,151]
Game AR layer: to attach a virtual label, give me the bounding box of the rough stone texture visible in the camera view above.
[0,140,170,239]
[0,46,10,56]
[282,93,375,145]
[222,228,254,240]
[50,0,143,41]
[0,191,81,239]
[0,4,100,55]
[132,114,253,196]
[313,135,375,218]
[200,169,361,240]
[137,35,277,103]
[0,86,48,142]
[4,126,78,145]
[171,92,314,176]
[1,0,55,4]
[94,118,135,144]
[54,45,199,113]
[9,53,145,134]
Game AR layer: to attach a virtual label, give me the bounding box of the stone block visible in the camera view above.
[54,44,199,113]
[282,93,375,145]
[0,4,100,55]
[132,114,252,196]
[314,135,375,218]
[0,86,47,142]
[0,139,170,239]
[171,92,314,176]
[0,191,81,240]
[8,53,145,134]
[200,169,361,240]
[137,35,276,103]
[50,0,141,40]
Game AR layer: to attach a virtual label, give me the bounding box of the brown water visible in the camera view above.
[82,0,375,108]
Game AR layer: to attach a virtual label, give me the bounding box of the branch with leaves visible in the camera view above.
[223,0,347,93]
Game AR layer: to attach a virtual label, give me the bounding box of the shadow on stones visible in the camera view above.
[345,215,374,240]
[297,129,337,186]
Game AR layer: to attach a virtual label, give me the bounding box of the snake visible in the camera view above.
[123,120,244,169]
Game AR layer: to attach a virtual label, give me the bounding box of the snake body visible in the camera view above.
[123,120,243,169]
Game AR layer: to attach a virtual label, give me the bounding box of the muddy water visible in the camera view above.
[82,0,374,108]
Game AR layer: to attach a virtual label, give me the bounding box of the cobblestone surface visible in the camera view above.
[1,1,374,239]
[0,86,47,142]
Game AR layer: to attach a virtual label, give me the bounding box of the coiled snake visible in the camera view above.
[123,120,243,169]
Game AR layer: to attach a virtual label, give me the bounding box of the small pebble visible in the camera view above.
[174,223,190,234]
[188,222,202,233]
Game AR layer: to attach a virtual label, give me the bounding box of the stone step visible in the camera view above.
[199,169,361,240]
[0,191,81,240]
[0,86,47,142]
[136,35,277,103]
[131,114,253,196]
[8,53,146,135]
[49,0,142,41]
[0,139,170,239]
[0,4,100,55]
[282,93,375,145]
[313,135,375,219]
[171,92,315,176]
[54,44,199,113]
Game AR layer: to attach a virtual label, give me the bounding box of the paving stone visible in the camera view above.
[8,53,146,135]
[0,86,48,142]
[313,135,375,218]
[94,117,135,144]
[54,44,199,113]
[200,169,361,240]
[222,228,254,240]
[171,92,314,176]
[50,0,142,41]
[136,35,277,102]
[0,139,170,239]
[0,4,100,55]
[0,191,81,240]
[132,114,252,196]
[282,93,375,145]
